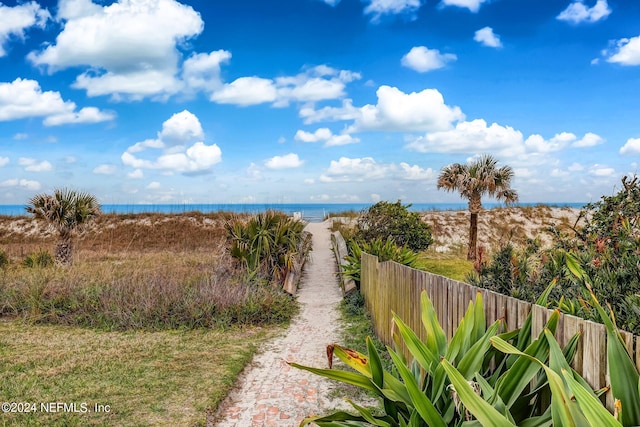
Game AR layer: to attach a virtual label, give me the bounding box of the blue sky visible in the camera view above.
[1,0,639,205]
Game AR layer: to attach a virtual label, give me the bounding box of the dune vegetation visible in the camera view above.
[0,207,304,426]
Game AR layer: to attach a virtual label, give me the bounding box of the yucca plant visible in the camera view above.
[289,283,576,426]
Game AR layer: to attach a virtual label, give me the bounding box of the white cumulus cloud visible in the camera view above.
[44,106,116,126]
[406,119,524,156]
[474,27,502,48]
[606,36,640,66]
[0,2,50,57]
[557,0,611,24]
[18,157,53,172]
[294,128,359,146]
[572,132,604,147]
[440,0,489,12]
[525,132,604,152]
[354,86,463,132]
[0,78,114,125]
[181,50,232,94]
[28,0,204,100]
[401,46,457,72]
[300,86,464,133]
[210,77,277,106]
[620,137,640,156]
[265,153,304,169]
[210,65,360,107]
[128,169,144,179]
[0,178,41,191]
[121,110,221,174]
[319,157,433,182]
[158,109,204,146]
[589,164,616,177]
[0,157,9,167]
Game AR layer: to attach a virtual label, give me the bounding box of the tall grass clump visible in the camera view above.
[22,250,54,268]
[0,250,296,330]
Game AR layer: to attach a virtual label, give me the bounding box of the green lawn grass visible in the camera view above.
[0,321,278,426]
[416,256,474,282]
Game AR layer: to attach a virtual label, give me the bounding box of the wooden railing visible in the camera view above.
[360,252,640,410]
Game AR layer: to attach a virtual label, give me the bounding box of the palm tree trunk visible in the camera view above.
[468,212,478,261]
[467,195,482,261]
[56,236,73,266]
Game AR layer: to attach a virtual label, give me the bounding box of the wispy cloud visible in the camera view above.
[363,0,423,22]
[557,0,611,24]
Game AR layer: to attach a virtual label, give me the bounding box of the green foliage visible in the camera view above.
[437,155,518,260]
[0,250,8,269]
[225,211,311,284]
[23,250,54,268]
[341,237,420,287]
[291,287,592,426]
[472,175,640,335]
[26,188,101,265]
[355,200,433,251]
[416,257,474,282]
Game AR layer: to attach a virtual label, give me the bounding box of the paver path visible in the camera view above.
[212,221,352,426]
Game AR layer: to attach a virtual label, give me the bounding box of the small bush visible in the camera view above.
[355,200,433,251]
[0,250,8,269]
[342,237,420,287]
[23,250,54,268]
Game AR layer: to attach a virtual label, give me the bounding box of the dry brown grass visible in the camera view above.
[421,205,583,256]
[0,212,297,330]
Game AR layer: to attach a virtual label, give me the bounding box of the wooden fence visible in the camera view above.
[360,252,640,410]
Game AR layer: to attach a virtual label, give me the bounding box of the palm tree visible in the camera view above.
[437,155,518,260]
[26,188,101,265]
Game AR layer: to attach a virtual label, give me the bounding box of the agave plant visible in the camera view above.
[289,282,579,426]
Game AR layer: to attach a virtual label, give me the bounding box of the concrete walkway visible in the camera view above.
[212,221,352,426]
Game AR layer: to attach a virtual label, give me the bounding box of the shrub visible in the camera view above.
[473,175,640,334]
[225,211,311,285]
[0,250,8,269]
[341,237,420,287]
[23,250,54,268]
[355,200,433,251]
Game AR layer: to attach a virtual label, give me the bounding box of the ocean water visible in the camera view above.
[0,202,587,223]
